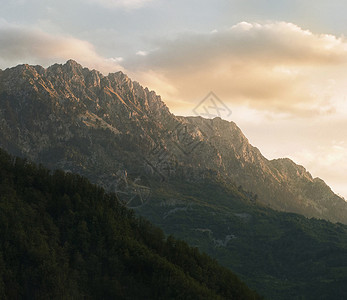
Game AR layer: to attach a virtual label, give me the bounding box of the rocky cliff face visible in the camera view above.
[183,117,346,222]
[0,60,346,223]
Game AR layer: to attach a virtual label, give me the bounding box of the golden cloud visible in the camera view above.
[127,22,347,116]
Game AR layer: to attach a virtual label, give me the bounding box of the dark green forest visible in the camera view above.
[0,148,262,299]
[136,177,347,299]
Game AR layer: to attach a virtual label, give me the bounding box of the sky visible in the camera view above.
[1,0,347,198]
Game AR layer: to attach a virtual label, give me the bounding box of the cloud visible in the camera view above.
[0,20,123,74]
[136,50,148,56]
[87,0,154,9]
[290,141,347,200]
[126,22,347,115]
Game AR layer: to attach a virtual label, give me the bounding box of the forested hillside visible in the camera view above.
[136,177,347,299]
[0,148,261,299]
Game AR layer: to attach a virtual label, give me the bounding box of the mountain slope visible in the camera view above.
[182,116,347,222]
[0,148,261,299]
[135,176,347,299]
[0,61,347,299]
[0,60,345,223]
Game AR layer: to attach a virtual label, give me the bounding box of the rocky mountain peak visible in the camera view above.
[270,158,313,181]
[0,60,346,223]
[66,59,82,68]
[1,60,171,119]
[61,60,87,77]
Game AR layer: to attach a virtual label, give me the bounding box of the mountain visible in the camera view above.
[0,148,261,299]
[0,61,347,298]
[181,116,347,223]
[0,60,346,224]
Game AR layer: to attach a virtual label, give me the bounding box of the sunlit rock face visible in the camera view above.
[0,60,346,223]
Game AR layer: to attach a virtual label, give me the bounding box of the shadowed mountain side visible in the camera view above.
[0,148,262,299]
